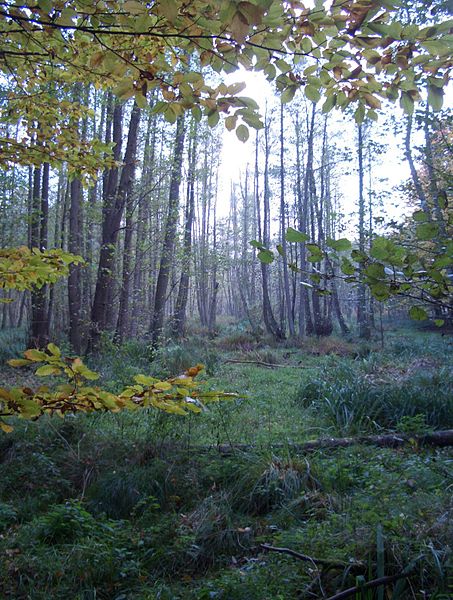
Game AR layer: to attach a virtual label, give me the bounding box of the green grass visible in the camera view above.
[0,331,452,599]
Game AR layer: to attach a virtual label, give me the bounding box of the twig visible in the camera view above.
[260,544,365,571]
[324,573,410,600]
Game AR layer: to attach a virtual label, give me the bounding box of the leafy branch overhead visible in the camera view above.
[253,210,453,323]
[0,247,84,293]
[0,345,239,433]
[0,0,451,168]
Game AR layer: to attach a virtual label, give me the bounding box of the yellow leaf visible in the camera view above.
[0,421,13,433]
[24,349,47,362]
[154,381,173,391]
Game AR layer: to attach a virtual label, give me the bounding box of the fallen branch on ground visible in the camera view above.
[224,359,309,368]
[260,544,365,570]
[325,572,411,600]
[211,430,453,455]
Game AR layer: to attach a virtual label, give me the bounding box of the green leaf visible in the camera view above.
[354,103,365,124]
[322,94,336,113]
[370,282,390,301]
[47,343,61,357]
[24,349,48,362]
[341,258,356,275]
[135,93,148,109]
[258,249,274,264]
[305,85,321,104]
[236,124,249,142]
[409,306,428,321]
[428,85,443,112]
[365,263,385,280]
[8,359,31,367]
[281,86,297,104]
[36,365,61,376]
[413,210,428,222]
[416,222,439,241]
[400,92,414,115]
[326,237,351,252]
[207,110,220,127]
[434,319,445,327]
[285,227,309,243]
[250,240,265,250]
[135,374,158,386]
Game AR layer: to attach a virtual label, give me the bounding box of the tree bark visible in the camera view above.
[171,123,196,338]
[150,114,185,348]
[89,101,141,350]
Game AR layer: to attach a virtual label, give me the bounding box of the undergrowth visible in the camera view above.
[0,331,451,599]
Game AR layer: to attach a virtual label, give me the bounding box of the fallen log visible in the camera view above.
[211,430,453,455]
[224,359,309,368]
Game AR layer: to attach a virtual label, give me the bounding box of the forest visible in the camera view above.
[0,0,452,598]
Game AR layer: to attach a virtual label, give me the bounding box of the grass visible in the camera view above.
[0,330,452,598]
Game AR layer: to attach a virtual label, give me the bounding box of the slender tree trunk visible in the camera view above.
[357,124,371,339]
[280,104,295,336]
[68,177,83,353]
[171,122,197,338]
[89,101,140,350]
[29,161,50,347]
[150,115,185,348]
[260,114,284,340]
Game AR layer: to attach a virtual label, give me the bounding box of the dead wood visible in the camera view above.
[211,430,453,455]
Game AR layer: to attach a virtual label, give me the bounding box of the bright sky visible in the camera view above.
[217,68,414,237]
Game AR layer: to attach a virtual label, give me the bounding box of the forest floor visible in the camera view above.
[0,327,452,599]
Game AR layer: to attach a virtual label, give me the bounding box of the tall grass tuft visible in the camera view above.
[0,327,27,361]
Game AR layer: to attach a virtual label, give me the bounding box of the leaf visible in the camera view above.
[281,86,297,104]
[8,359,31,367]
[413,210,428,222]
[0,421,13,433]
[47,343,61,357]
[285,227,309,243]
[409,306,428,321]
[416,222,439,241]
[341,258,356,275]
[326,237,351,251]
[257,249,274,264]
[250,240,265,250]
[154,381,173,391]
[24,349,48,362]
[135,374,158,386]
[305,85,321,103]
[236,124,249,142]
[322,94,336,113]
[81,369,100,381]
[434,319,445,327]
[124,0,146,15]
[36,365,61,376]
[400,92,414,115]
[354,103,366,124]
[207,110,220,128]
[135,92,148,109]
[428,85,443,112]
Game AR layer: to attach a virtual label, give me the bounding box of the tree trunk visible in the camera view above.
[29,161,50,348]
[357,124,371,339]
[68,177,83,353]
[280,104,295,337]
[171,122,196,338]
[150,115,185,348]
[89,101,140,350]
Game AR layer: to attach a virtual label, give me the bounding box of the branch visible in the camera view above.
[224,359,310,368]
[211,430,453,455]
[260,544,364,571]
[325,573,410,600]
